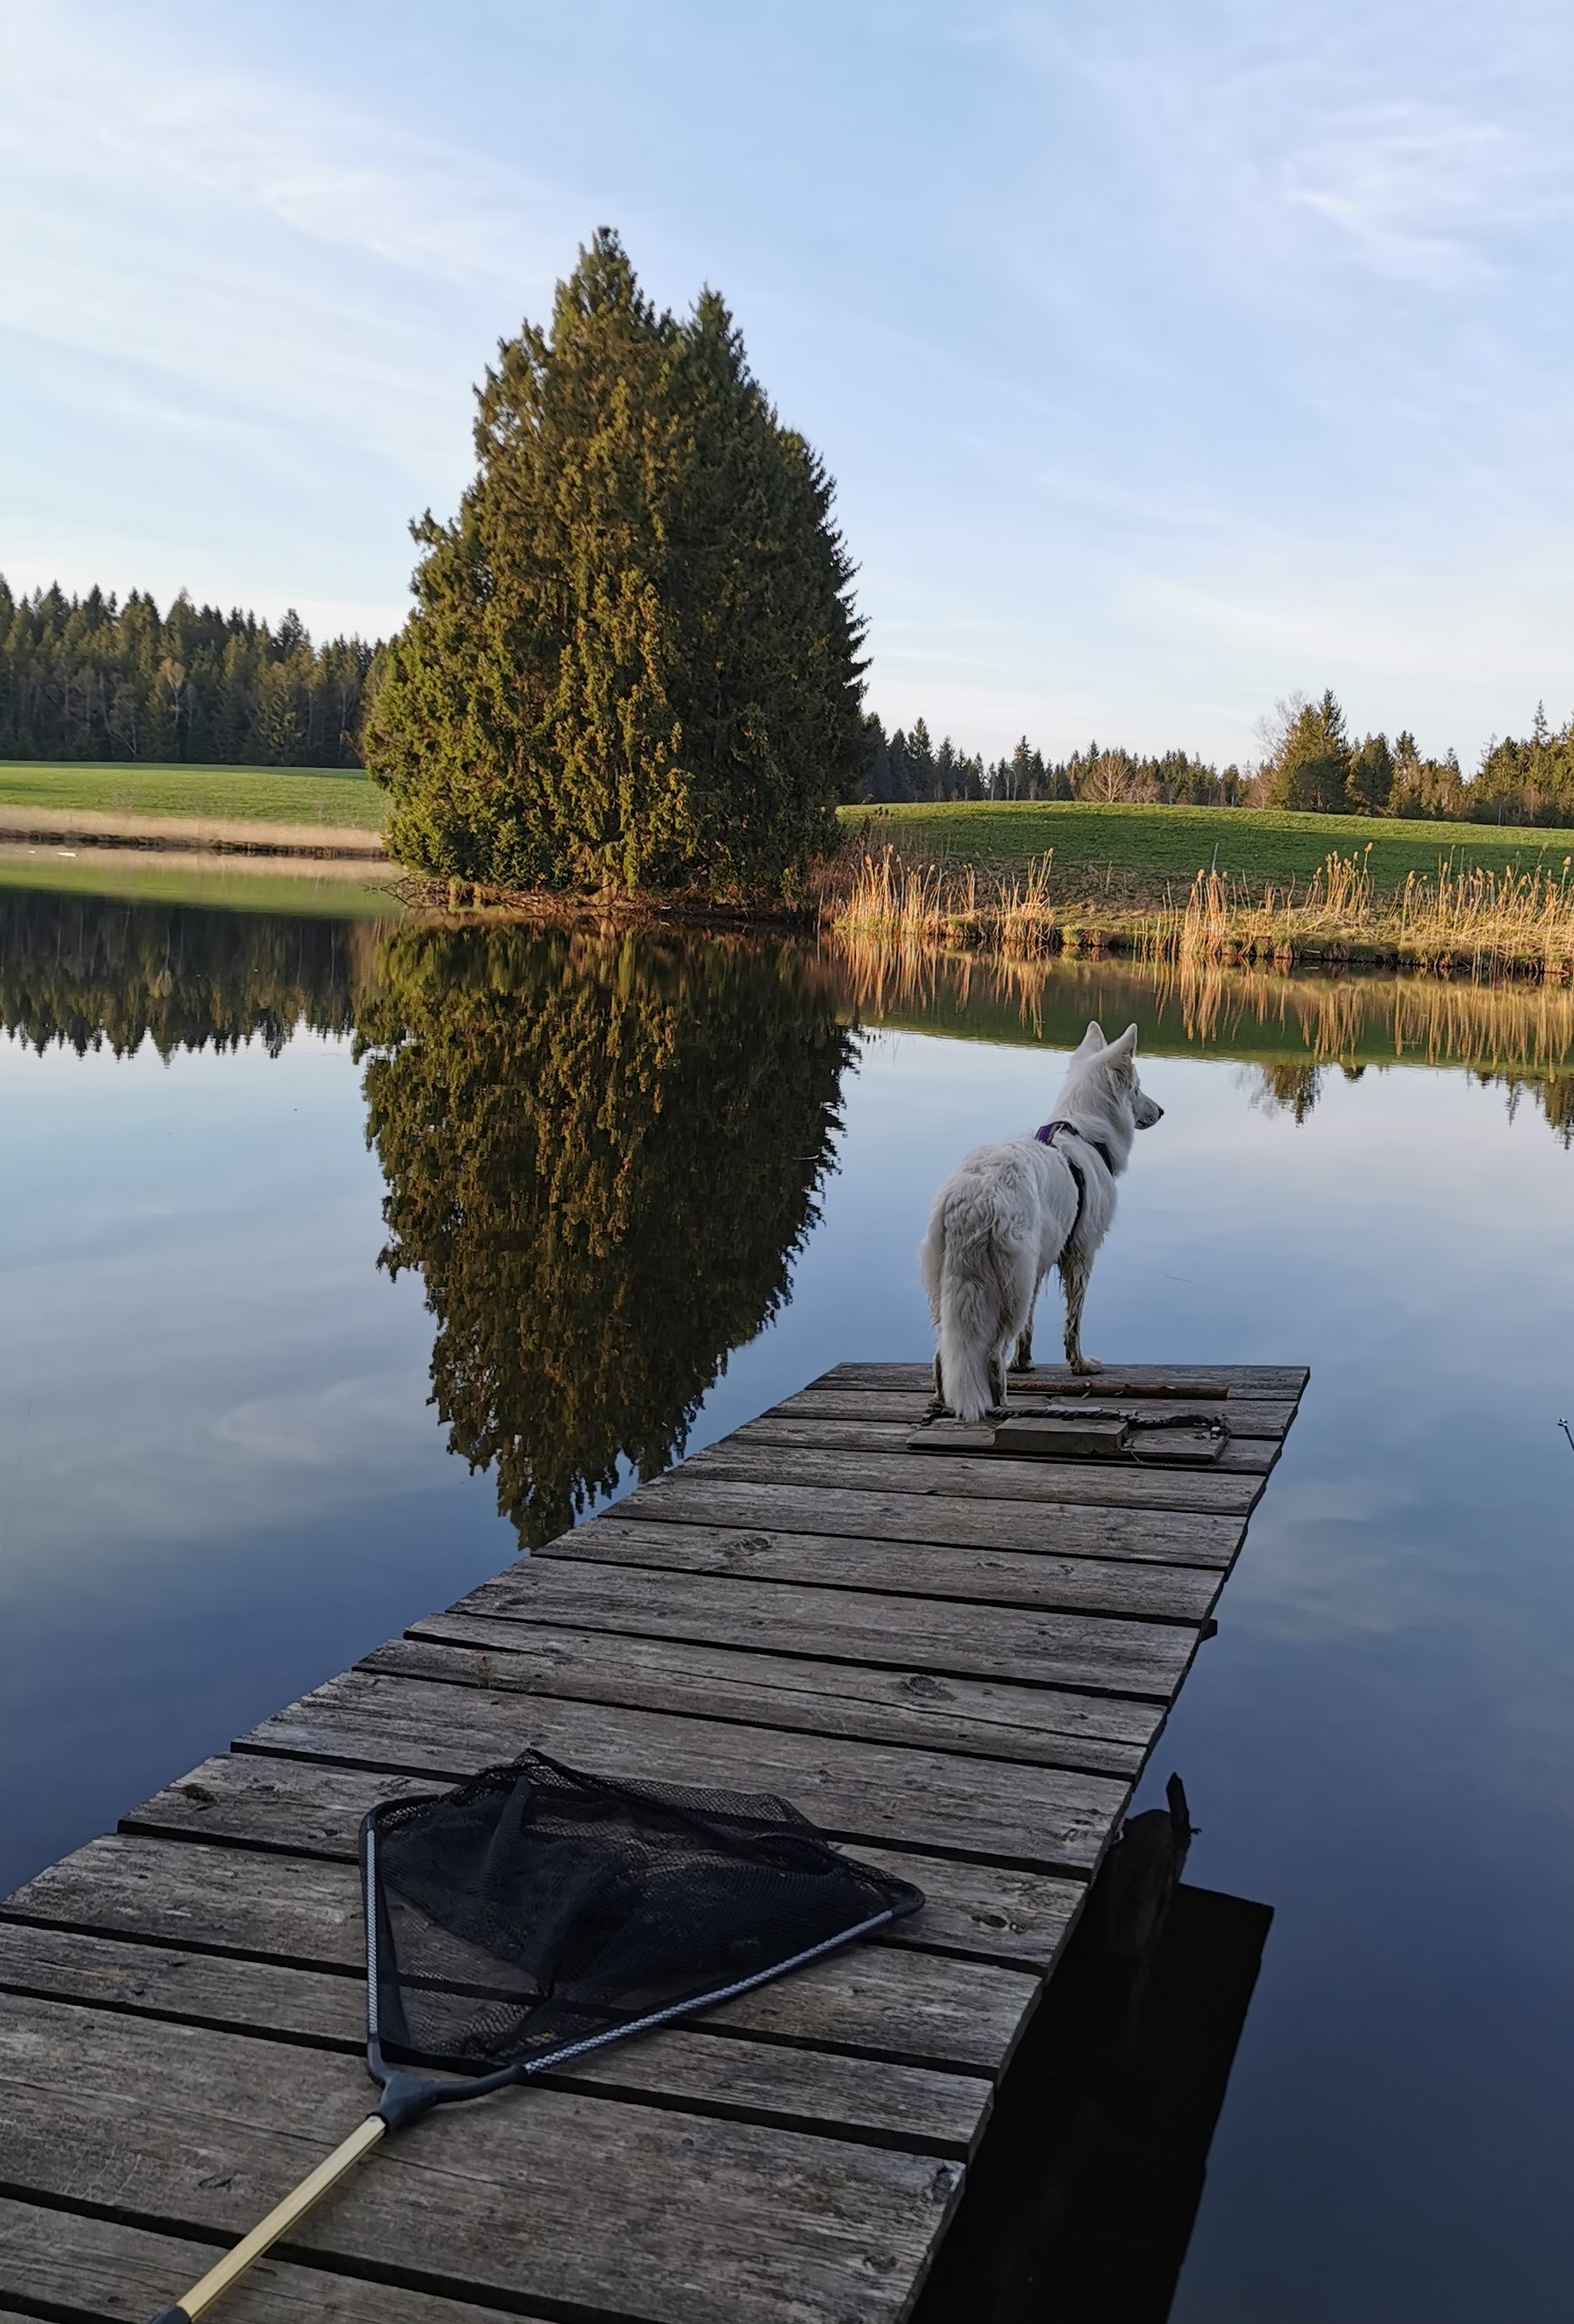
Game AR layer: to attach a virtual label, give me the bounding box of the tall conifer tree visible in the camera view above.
[365,231,870,897]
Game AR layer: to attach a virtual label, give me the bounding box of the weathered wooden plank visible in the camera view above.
[432,1561,1204,1689]
[534,1514,1220,1653]
[0,2194,536,2324]
[736,1412,1279,1473]
[1,1835,1039,2081]
[0,1923,993,2155]
[235,1671,1132,1872]
[0,1995,964,2324]
[774,1387,1298,1437]
[486,1537,1217,1630]
[816,1361,1309,1395]
[620,1475,1244,1567]
[674,1440,1264,1516]
[120,1756,1088,1971]
[371,1629,1155,1777]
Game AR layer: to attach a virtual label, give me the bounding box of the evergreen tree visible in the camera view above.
[0,573,378,765]
[904,717,937,799]
[364,230,870,899]
[1390,732,1467,820]
[1345,732,1393,814]
[1262,689,1351,811]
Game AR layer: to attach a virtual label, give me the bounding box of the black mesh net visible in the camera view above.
[361,1749,924,2075]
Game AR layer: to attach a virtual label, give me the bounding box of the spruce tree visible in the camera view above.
[1345,732,1393,814]
[1264,690,1352,812]
[364,231,870,898]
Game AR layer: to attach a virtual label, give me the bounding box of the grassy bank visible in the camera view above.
[830,801,1574,979]
[828,843,1574,978]
[0,761,387,829]
[839,800,1574,892]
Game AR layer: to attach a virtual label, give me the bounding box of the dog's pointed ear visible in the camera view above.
[1106,1025,1139,1061]
[1075,1021,1106,1055]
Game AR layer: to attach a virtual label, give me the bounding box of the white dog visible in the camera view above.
[918,1022,1164,1420]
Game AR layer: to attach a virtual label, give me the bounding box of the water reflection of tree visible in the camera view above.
[355,925,852,1546]
[1483,1070,1574,1148]
[1246,1061,1324,1122]
[0,887,373,1055]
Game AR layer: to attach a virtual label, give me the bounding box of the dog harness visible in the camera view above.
[1034,1119,1112,1252]
[1034,1120,1114,1172]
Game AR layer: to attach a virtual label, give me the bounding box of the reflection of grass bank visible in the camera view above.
[0,844,402,919]
[833,940,1574,1072]
[829,845,1574,979]
[828,942,1574,1144]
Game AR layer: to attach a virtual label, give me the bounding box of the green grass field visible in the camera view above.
[841,800,1574,892]
[0,761,387,829]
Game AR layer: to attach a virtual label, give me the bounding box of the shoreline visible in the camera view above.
[4,818,1571,981]
[0,802,388,859]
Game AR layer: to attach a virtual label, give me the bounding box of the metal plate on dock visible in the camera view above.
[909,1403,1230,1466]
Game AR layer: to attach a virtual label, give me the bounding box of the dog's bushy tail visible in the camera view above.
[927,1184,1034,1424]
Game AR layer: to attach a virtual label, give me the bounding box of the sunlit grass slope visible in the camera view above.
[0,761,387,829]
[840,800,1574,890]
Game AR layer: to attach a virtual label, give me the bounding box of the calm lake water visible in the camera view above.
[3,878,1573,2320]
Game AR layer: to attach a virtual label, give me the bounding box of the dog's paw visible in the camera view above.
[1069,1355,1103,1376]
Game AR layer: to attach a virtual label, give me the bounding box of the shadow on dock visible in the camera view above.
[913,1868,1273,2324]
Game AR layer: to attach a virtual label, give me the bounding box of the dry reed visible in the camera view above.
[826,846,1063,960]
[1142,847,1574,979]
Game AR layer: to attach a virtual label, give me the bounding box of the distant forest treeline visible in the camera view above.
[862,716,1248,807]
[8,576,1574,829]
[0,576,381,767]
[863,692,1574,828]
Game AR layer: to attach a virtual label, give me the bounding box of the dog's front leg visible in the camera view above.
[927,1350,952,1417]
[1060,1245,1102,1375]
[1009,1319,1034,1372]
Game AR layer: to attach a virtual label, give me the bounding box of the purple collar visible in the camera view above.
[1036,1120,1115,1172]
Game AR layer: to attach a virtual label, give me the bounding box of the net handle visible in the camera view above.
[146,2113,387,2323]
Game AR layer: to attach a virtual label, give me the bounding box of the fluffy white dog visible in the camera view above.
[918,1021,1164,1420]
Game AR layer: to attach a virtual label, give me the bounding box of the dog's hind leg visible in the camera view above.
[1010,1314,1034,1372]
[1059,1244,1102,1375]
[987,1352,1007,1413]
[927,1350,952,1417]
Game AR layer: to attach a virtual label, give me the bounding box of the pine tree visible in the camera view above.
[1345,732,1393,814]
[1262,689,1351,811]
[364,231,870,898]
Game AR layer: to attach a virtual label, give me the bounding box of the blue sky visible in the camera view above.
[3,0,1571,766]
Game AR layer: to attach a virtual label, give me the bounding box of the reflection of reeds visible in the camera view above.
[823,932,1574,1146]
[1166,956,1574,1072]
[1145,850,1574,979]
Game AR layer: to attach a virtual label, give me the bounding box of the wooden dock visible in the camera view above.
[0,1357,1306,2324]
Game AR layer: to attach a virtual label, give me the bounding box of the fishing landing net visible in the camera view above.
[366,1748,924,2070]
[148,1748,923,2324]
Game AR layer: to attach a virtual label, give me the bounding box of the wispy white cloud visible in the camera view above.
[0,3,579,479]
[1281,105,1533,283]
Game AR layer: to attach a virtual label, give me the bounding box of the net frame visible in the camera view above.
[359,1748,926,2103]
[142,1749,923,2324]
